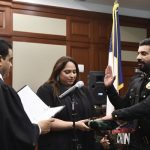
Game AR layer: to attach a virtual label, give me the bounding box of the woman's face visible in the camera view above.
[59,61,77,86]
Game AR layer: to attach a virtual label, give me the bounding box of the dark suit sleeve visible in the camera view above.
[106,75,140,110]
[112,95,150,121]
[106,85,130,109]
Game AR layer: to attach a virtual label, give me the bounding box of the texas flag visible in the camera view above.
[106,1,124,115]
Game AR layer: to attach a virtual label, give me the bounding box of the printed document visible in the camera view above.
[18,85,64,123]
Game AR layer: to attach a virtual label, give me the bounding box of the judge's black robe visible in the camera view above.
[0,79,39,150]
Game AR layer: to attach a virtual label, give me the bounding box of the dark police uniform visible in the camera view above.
[106,72,150,150]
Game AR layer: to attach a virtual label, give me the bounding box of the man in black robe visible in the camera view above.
[0,39,53,150]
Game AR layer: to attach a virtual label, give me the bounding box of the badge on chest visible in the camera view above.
[146,82,150,89]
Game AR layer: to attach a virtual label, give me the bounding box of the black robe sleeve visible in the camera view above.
[0,79,39,150]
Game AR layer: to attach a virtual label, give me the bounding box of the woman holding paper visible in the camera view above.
[37,56,101,150]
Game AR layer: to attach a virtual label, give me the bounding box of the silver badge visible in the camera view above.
[146,82,150,89]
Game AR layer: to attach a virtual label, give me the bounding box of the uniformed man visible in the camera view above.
[99,38,150,150]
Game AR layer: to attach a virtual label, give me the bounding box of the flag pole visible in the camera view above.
[106,0,123,115]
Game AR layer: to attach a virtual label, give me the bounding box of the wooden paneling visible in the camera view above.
[12,1,110,19]
[120,15,150,28]
[67,17,111,44]
[91,44,109,71]
[93,19,112,43]
[0,12,3,27]
[122,41,139,51]
[12,31,66,45]
[0,6,12,36]
[67,42,92,85]
[67,17,93,43]
[67,42,109,85]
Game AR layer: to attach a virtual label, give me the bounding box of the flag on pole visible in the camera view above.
[106,0,124,115]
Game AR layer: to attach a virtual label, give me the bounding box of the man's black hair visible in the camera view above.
[0,39,12,59]
[139,38,150,46]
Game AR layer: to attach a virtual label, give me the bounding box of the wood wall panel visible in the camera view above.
[0,6,12,36]
[67,43,109,85]
[93,19,111,43]
[67,42,91,85]
[0,12,3,27]
[67,17,93,43]
[12,31,66,45]
[13,8,66,20]
[92,44,109,71]
[122,42,139,51]
[120,15,150,28]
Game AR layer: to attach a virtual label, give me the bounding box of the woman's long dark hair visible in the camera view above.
[46,56,80,96]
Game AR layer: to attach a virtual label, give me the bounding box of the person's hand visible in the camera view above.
[101,115,113,120]
[100,135,110,150]
[95,115,113,121]
[75,119,91,131]
[38,118,55,134]
[104,65,116,87]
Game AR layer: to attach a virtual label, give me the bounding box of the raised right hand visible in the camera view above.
[104,65,116,87]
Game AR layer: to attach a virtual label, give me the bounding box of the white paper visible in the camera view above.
[18,85,64,123]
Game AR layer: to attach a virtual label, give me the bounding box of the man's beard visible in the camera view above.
[137,61,150,74]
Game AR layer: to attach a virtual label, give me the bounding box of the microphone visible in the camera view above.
[59,81,84,99]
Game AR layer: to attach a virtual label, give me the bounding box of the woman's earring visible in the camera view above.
[56,76,59,81]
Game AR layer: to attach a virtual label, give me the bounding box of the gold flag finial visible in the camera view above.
[114,0,119,5]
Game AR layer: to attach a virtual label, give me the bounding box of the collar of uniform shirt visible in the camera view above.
[0,73,3,80]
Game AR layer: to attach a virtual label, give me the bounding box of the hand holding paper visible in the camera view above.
[38,118,55,134]
[18,85,64,124]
